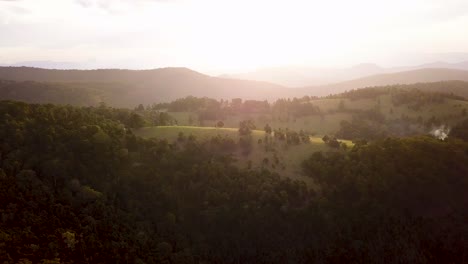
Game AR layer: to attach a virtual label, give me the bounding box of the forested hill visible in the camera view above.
[302,68,468,96]
[0,67,204,83]
[0,67,286,106]
[2,67,468,107]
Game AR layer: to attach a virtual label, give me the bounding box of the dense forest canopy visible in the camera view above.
[0,100,467,263]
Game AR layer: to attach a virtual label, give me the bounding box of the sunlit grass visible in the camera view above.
[134,125,352,186]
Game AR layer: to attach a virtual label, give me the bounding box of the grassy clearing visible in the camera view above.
[168,96,468,135]
[169,111,353,135]
[136,94,468,186]
[135,126,262,141]
[134,126,352,186]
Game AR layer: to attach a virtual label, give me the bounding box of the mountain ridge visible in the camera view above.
[299,68,468,96]
[0,66,287,106]
[224,61,468,87]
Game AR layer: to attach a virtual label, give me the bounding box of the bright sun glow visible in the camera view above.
[1,0,468,73]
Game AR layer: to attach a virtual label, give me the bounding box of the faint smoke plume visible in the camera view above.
[430,125,450,140]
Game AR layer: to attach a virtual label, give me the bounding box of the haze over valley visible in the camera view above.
[1,0,468,263]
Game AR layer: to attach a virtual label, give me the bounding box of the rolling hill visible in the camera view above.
[301,68,468,96]
[0,67,287,106]
[2,67,468,107]
[223,61,468,87]
[221,63,386,87]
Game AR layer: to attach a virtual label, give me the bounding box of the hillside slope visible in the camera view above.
[0,67,287,106]
[2,67,468,107]
[302,68,468,96]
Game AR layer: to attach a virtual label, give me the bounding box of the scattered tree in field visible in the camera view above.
[264,124,272,135]
[135,103,145,111]
[239,120,256,136]
[177,132,186,142]
[128,113,145,128]
[322,134,341,148]
[322,135,330,143]
[338,100,346,111]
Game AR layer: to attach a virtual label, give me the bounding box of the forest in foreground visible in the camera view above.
[0,99,467,263]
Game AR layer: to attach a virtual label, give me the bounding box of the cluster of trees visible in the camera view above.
[452,118,468,141]
[335,108,389,140]
[271,97,322,118]
[0,80,104,106]
[151,96,323,122]
[272,128,310,145]
[301,137,468,263]
[327,87,390,100]
[328,82,468,101]
[152,96,221,112]
[391,89,464,109]
[238,120,256,155]
[1,100,467,263]
[321,135,345,149]
[134,105,177,126]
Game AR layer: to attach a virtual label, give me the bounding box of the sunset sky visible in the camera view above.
[1,0,468,73]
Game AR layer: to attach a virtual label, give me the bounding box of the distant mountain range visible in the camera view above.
[0,66,468,107]
[222,61,468,87]
[0,61,87,70]
[300,68,468,96]
[0,66,287,106]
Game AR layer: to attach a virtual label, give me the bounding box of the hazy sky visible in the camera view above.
[1,0,468,73]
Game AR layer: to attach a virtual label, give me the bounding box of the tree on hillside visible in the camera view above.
[238,120,256,156]
[338,100,346,111]
[128,113,145,128]
[451,118,468,141]
[239,120,256,136]
[322,135,330,143]
[231,98,243,111]
[158,112,173,126]
[135,104,145,111]
[264,124,272,135]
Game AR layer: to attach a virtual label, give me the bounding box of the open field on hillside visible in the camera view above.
[134,126,353,185]
[166,96,468,135]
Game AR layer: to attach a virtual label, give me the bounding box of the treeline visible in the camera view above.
[147,87,465,125]
[391,89,464,109]
[0,80,103,106]
[335,108,468,141]
[151,96,322,119]
[0,101,467,263]
[329,81,468,100]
